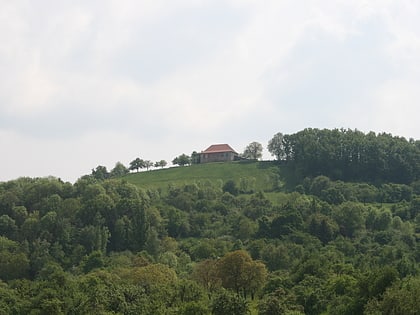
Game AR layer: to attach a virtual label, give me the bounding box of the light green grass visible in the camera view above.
[124,161,280,191]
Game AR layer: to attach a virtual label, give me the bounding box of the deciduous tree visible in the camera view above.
[191,151,200,164]
[364,276,420,315]
[144,160,153,171]
[172,154,191,166]
[129,158,145,172]
[243,142,263,160]
[110,162,129,177]
[91,165,109,180]
[268,132,285,160]
[216,250,267,298]
[154,160,167,168]
[192,259,220,292]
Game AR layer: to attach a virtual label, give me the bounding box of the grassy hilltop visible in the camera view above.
[124,160,281,191]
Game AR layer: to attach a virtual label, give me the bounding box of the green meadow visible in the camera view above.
[124,160,281,192]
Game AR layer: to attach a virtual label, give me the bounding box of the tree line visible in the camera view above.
[268,128,420,184]
[90,142,266,177]
[0,171,419,313]
[91,128,420,186]
[90,158,168,180]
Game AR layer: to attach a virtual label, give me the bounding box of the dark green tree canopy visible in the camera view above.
[173,154,191,166]
[243,142,263,160]
[191,151,200,164]
[91,165,109,180]
[275,128,420,183]
[129,158,145,172]
[268,132,285,160]
[110,162,129,178]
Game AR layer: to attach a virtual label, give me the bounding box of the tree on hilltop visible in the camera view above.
[243,142,263,160]
[172,154,191,166]
[155,160,167,168]
[129,158,145,172]
[91,165,109,180]
[268,132,285,160]
[144,160,154,171]
[110,162,129,177]
[191,151,200,164]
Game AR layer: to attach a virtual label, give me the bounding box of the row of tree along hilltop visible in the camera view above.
[89,128,419,186]
[267,129,420,184]
[90,159,168,180]
[88,141,265,180]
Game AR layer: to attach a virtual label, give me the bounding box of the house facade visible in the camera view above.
[200,144,238,163]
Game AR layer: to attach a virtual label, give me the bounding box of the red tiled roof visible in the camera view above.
[202,144,237,154]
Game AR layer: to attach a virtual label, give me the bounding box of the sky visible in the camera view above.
[1,0,420,183]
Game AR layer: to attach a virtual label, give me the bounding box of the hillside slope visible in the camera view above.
[124,161,280,191]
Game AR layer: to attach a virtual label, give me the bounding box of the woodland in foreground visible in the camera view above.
[0,128,419,315]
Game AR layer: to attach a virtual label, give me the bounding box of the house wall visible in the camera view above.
[200,151,237,163]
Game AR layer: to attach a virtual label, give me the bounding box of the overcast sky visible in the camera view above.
[1,0,420,182]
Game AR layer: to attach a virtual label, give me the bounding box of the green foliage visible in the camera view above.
[212,290,249,315]
[144,160,154,171]
[215,250,267,298]
[129,157,145,172]
[181,301,210,315]
[278,128,420,184]
[0,215,18,240]
[155,159,168,168]
[191,151,201,165]
[223,180,239,196]
[110,161,129,177]
[258,288,303,315]
[364,276,420,315]
[82,250,104,273]
[333,202,366,238]
[91,165,109,180]
[0,237,30,280]
[173,153,191,166]
[0,281,25,314]
[268,132,285,160]
[0,137,418,314]
[243,141,263,160]
[308,213,339,244]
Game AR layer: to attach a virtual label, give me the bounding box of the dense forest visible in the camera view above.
[269,128,420,184]
[0,128,419,314]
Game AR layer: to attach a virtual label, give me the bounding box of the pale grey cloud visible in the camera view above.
[1,0,420,182]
